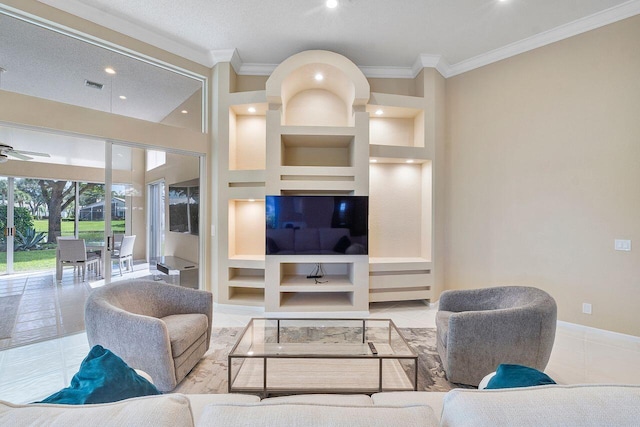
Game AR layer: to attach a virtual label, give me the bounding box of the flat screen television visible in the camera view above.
[168,179,199,235]
[266,195,368,255]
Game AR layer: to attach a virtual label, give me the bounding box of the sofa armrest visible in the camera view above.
[440,385,640,427]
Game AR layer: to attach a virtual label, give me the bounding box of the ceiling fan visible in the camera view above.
[0,143,51,163]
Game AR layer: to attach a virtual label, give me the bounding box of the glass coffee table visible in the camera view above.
[228,318,418,396]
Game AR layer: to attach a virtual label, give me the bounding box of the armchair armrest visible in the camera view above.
[147,284,213,349]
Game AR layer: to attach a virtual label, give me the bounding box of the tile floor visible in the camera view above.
[0,274,638,404]
[0,272,90,351]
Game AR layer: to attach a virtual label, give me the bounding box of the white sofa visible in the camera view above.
[2,384,640,426]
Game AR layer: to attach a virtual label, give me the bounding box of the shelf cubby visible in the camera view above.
[229,102,267,171]
[369,258,432,303]
[229,287,265,305]
[367,92,425,149]
[228,199,265,259]
[281,134,354,167]
[279,291,354,309]
[228,267,266,288]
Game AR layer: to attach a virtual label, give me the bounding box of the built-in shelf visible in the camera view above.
[229,267,265,288]
[369,257,431,303]
[280,275,353,292]
[367,92,425,149]
[228,255,265,270]
[281,134,354,167]
[228,199,265,259]
[279,291,354,309]
[229,101,267,171]
[229,287,265,305]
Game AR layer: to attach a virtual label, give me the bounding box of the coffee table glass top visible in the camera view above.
[228,318,418,395]
[229,318,415,358]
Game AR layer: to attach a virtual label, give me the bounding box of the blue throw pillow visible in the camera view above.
[35,345,161,405]
[485,364,556,389]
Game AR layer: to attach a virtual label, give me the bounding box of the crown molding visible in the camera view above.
[446,0,640,77]
[27,0,640,79]
[237,63,277,76]
[209,49,242,71]
[412,54,450,78]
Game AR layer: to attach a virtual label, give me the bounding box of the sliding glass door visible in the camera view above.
[0,176,10,275]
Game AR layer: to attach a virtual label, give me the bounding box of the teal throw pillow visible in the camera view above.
[485,364,556,389]
[35,345,161,405]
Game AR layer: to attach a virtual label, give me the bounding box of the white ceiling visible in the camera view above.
[0,12,202,123]
[1,1,638,167]
[37,0,640,76]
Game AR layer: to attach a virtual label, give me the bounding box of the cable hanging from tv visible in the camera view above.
[307,263,328,284]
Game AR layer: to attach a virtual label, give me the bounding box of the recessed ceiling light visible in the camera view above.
[248,107,256,113]
[248,199,256,202]
[181,110,188,114]
[105,67,116,75]
[370,159,377,163]
[375,109,383,115]
[326,0,338,8]
[314,73,324,81]
[406,159,414,163]
[119,95,127,100]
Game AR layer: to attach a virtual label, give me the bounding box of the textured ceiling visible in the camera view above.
[38,0,635,69]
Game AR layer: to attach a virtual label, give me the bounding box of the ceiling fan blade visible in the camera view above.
[13,150,50,157]
[7,152,33,161]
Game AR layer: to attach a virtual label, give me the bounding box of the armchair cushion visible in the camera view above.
[36,345,160,405]
[163,313,208,357]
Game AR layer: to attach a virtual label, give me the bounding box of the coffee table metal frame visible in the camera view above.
[228,318,418,396]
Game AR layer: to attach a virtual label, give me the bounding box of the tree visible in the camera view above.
[16,179,47,218]
[79,184,105,207]
[38,180,101,243]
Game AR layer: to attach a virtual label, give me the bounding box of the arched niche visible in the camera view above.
[266,50,370,126]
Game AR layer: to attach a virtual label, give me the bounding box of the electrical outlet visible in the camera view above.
[582,303,592,315]
[614,239,631,251]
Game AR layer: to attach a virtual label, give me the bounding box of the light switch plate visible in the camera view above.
[614,239,631,251]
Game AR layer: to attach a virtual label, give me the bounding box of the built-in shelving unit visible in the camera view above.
[265,256,369,313]
[215,50,438,312]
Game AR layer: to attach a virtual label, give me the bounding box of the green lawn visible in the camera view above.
[33,219,126,235]
[0,220,125,272]
[0,248,57,272]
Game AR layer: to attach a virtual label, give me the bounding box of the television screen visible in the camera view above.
[266,195,368,255]
[169,180,199,235]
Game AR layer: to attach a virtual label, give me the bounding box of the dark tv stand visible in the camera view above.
[156,256,198,289]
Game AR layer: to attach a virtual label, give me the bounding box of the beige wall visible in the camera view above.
[445,15,640,336]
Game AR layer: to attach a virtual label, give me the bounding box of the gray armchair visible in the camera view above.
[85,280,212,391]
[436,286,557,386]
